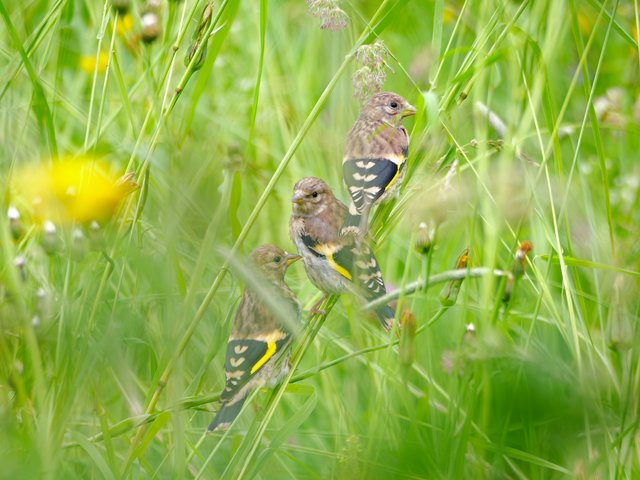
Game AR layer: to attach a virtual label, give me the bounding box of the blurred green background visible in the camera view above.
[1,0,639,478]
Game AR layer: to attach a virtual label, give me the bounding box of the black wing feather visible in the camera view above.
[220,336,289,402]
[354,244,386,299]
[343,158,399,212]
[333,244,357,278]
[301,233,357,281]
[300,234,323,257]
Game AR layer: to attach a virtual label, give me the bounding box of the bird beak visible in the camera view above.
[402,103,417,117]
[291,191,304,204]
[284,253,302,266]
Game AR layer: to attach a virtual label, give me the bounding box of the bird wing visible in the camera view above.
[343,156,403,213]
[300,233,356,281]
[301,231,390,329]
[220,333,290,402]
[351,242,386,298]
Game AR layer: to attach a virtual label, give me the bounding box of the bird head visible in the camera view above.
[250,244,301,281]
[360,92,416,124]
[291,177,335,216]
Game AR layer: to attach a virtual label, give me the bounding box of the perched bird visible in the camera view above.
[208,245,301,432]
[342,92,416,234]
[289,177,395,331]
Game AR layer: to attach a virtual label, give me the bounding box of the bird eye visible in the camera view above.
[390,101,399,108]
[274,256,282,264]
[311,192,318,198]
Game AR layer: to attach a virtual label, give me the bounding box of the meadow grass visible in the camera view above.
[1,0,639,478]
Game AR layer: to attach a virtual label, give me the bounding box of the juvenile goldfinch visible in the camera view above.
[289,177,395,331]
[208,245,301,432]
[342,92,416,234]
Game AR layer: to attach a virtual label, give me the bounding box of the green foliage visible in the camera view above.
[1,0,639,478]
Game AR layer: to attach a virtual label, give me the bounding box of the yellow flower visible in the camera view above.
[12,157,134,224]
[79,51,109,74]
[116,13,134,36]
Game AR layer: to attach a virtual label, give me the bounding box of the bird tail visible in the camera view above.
[207,397,247,432]
[374,304,395,332]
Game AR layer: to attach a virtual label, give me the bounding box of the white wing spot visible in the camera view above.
[230,357,245,367]
[234,345,248,354]
[353,173,378,182]
[356,161,376,169]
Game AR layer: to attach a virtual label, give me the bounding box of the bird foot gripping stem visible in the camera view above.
[308,294,329,318]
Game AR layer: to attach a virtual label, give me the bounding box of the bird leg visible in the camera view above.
[309,294,329,317]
